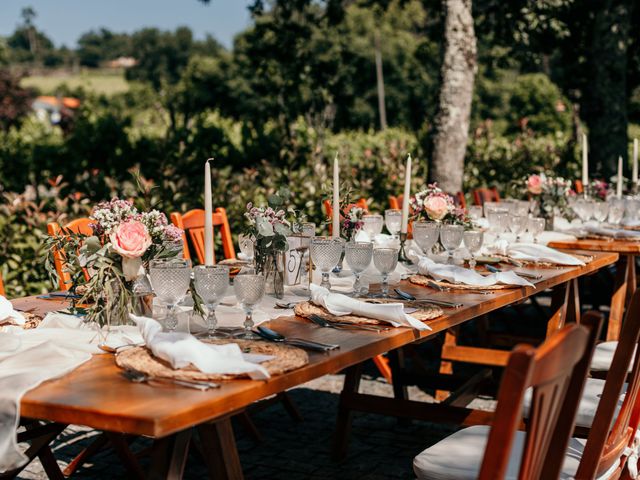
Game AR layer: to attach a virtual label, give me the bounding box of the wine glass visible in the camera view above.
[440,224,464,264]
[593,202,609,223]
[528,217,546,244]
[193,265,229,338]
[238,234,255,262]
[515,200,530,217]
[463,230,484,269]
[608,198,625,225]
[345,242,373,295]
[233,273,265,339]
[412,221,440,255]
[373,247,399,297]
[310,237,344,290]
[467,205,483,222]
[509,215,527,242]
[362,214,384,237]
[384,209,402,238]
[487,208,509,241]
[149,258,192,332]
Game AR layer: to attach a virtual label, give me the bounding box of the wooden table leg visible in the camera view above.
[332,362,363,461]
[197,417,243,480]
[547,282,570,337]
[436,327,459,401]
[608,255,631,341]
[566,278,581,326]
[147,430,192,480]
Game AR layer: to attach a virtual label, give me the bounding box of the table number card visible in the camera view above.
[285,235,309,286]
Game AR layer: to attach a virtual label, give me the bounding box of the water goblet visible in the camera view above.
[483,202,501,217]
[509,215,527,241]
[463,230,484,269]
[487,208,509,241]
[300,222,316,237]
[515,200,530,217]
[233,273,266,339]
[440,224,464,264]
[345,242,373,295]
[384,209,402,238]
[310,237,345,290]
[373,247,399,297]
[149,258,192,332]
[528,217,546,244]
[412,221,440,255]
[593,202,609,223]
[362,214,384,237]
[193,265,229,338]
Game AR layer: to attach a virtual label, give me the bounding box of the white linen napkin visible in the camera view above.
[309,284,430,331]
[584,225,640,239]
[0,296,25,326]
[409,253,534,288]
[132,315,271,380]
[507,243,585,266]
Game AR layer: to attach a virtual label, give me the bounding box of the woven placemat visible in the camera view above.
[21,312,44,330]
[294,300,442,325]
[585,234,640,242]
[494,253,593,267]
[408,274,515,291]
[115,339,308,381]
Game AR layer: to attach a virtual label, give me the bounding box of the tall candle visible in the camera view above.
[332,154,340,238]
[617,155,623,199]
[633,138,638,186]
[582,133,588,195]
[400,154,412,234]
[204,159,214,265]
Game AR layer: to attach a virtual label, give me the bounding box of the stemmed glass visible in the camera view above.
[593,202,609,224]
[463,230,484,269]
[362,214,384,237]
[310,237,344,290]
[373,247,399,297]
[509,215,527,242]
[608,199,625,225]
[528,217,546,244]
[233,273,266,339]
[440,224,464,264]
[149,258,192,332]
[193,265,229,338]
[467,206,483,223]
[486,208,509,241]
[345,242,373,295]
[384,209,402,238]
[412,221,440,255]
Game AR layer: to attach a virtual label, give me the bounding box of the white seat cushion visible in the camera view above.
[590,341,635,372]
[523,378,626,428]
[413,425,619,480]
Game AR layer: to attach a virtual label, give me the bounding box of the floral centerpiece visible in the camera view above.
[340,203,366,240]
[586,179,609,201]
[410,183,468,225]
[244,187,297,299]
[45,198,184,327]
[525,173,573,227]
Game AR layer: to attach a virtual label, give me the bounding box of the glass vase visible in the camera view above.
[254,248,285,299]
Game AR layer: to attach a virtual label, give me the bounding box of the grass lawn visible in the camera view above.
[21,69,130,96]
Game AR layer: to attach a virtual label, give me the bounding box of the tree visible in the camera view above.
[0,70,33,132]
[429,0,477,193]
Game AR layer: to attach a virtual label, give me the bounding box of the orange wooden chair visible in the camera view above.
[575,180,584,194]
[323,198,368,221]
[0,272,5,297]
[472,187,500,206]
[47,218,94,291]
[170,208,236,264]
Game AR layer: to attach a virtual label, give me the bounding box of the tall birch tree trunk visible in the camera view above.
[430,0,477,193]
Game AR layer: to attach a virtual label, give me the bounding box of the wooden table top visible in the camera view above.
[12,250,618,438]
[548,238,640,254]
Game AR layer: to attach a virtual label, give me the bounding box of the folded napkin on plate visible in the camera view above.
[409,253,534,288]
[0,296,25,326]
[507,243,585,266]
[584,225,640,239]
[132,315,271,380]
[309,284,430,331]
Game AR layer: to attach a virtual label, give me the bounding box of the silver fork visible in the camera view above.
[121,369,220,391]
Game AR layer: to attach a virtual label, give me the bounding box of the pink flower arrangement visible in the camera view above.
[340,203,365,239]
[110,220,152,259]
[526,174,543,195]
[411,184,466,224]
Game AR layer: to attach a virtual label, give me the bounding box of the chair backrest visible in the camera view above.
[388,195,401,210]
[0,272,5,297]
[473,187,500,206]
[575,288,640,479]
[574,180,584,194]
[47,218,94,291]
[170,208,235,264]
[323,198,368,236]
[479,315,601,480]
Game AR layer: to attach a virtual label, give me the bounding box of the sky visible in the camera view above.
[0,0,253,49]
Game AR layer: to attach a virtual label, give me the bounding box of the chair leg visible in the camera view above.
[372,354,393,384]
[62,433,110,476]
[332,363,363,461]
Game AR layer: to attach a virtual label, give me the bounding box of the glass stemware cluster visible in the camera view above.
[149,258,192,332]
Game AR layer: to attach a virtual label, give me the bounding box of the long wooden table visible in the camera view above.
[11,250,618,479]
[548,238,640,340]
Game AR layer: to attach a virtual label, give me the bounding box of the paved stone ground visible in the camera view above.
[17,373,496,480]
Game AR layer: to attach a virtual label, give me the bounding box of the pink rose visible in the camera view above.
[527,175,543,195]
[424,196,451,221]
[110,220,152,259]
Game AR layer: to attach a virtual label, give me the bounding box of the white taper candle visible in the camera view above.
[400,154,412,234]
[633,138,638,186]
[332,154,340,238]
[582,133,588,196]
[204,159,214,265]
[617,155,623,199]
